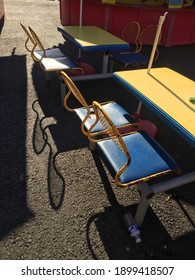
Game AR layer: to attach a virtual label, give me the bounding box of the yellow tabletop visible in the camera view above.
[113,67,195,146]
[58,26,129,51]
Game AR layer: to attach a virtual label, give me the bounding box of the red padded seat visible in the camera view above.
[66,61,96,76]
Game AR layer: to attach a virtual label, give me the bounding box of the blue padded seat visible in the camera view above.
[97,130,179,185]
[74,102,136,133]
[60,71,139,137]
[111,52,148,68]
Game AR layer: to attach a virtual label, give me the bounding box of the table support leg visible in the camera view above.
[135,183,153,226]
[102,51,109,74]
[135,194,149,227]
[136,101,142,114]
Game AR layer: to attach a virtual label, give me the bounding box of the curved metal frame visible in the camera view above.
[61,71,91,136]
[28,27,83,74]
[121,21,141,53]
[60,71,139,137]
[28,26,46,63]
[138,24,162,60]
[20,23,36,53]
[88,101,181,188]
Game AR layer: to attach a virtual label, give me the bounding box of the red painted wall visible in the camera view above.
[59,0,195,46]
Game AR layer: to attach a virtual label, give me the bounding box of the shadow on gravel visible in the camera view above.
[0,14,4,34]
[31,64,89,210]
[32,102,66,210]
[31,63,88,153]
[0,53,34,239]
[0,0,4,34]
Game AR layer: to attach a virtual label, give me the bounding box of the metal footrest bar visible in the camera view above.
[135,172,195,226]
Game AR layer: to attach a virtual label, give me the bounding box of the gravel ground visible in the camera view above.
[0,0,195,260]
